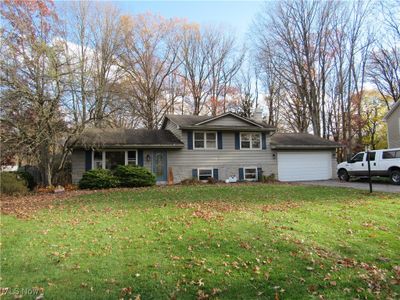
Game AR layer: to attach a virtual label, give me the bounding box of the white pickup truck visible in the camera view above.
[337,148,400,185]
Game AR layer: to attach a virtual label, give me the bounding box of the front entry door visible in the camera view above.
[152,150,167,182]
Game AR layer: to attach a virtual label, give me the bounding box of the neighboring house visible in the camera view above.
[71,112,340,184]
[383,101,400,148]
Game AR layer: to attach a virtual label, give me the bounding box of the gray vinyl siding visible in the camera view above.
[387,107,400,148]
[201,115,254,127]
[167,130,277,182]
[72,150,86,184]
[164,119,183,141]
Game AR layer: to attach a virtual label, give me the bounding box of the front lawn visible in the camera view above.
[1,184,399,299]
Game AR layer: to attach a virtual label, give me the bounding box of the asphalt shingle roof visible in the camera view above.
[271,133,341,149]
[165,113,275,129]
[74,128,184,148]
[165,114,211,126]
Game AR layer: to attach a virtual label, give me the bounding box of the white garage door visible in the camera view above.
[277,151,332,182]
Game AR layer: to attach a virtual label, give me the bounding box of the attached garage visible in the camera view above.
[271,133,341,182]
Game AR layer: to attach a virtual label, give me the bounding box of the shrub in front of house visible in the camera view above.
[78,169,119,189]
[13,170,37,190]
[0,172,29,195]
[114,165,156,187]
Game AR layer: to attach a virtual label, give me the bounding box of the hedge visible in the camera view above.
[0,172,29,195]
[78,169,119,189]
[113,165,156,187]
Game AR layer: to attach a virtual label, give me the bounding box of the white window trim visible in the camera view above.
[240,132,262,150]
[193,131,217,150]
[244,167,258,181]
[92,150,138,169]
[126,150,138,165]
[197,168,214,181]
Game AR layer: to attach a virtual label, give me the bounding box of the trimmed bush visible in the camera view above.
[0,172,29,195]
[14,171,36,190]
[78,169,119,189]
[114,165,156,187]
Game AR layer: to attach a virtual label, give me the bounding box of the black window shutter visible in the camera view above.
[187,131,193,150]
[235,132,240,150]
[192,169,197,179]
[85,150,92,171]
[238,168,244,180]
[138,150,144,166]
[262,133,267,150]
[217,131,223,149]
[257,167,263,181]
[213,168,219,180]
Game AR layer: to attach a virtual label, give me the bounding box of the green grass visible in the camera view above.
[1,184,399,299]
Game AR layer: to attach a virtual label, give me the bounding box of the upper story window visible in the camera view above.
[240,133,261,150]
[194,132,217,149]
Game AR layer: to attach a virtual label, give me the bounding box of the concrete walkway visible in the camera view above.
[297,179,400,194]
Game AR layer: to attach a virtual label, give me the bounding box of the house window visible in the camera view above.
[244,167,258,181]
[127,151,137,165]
[240,133,261,149]
[92,150,137,170]
[198,168,214,181]
[194,132,217,149]
[106,151,125,170]
[93,151,103,169]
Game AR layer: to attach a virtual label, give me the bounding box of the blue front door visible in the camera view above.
[152,150,167,181]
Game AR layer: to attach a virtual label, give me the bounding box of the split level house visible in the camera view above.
[72,112,340,184]
[383,101,400,149]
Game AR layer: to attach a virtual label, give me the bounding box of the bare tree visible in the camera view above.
[233,63,259,118]
[0,0,72,185]
[368,1,400,108]
[254,0,337,136]
[118,14,181,129]
[180,26,242,115]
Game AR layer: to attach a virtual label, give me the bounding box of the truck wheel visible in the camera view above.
[338,169,350,182]
[389,170,400,185]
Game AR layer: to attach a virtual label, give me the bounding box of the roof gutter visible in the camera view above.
[271,144,341,150]
[74,144,184,149]
[179,126,276,132]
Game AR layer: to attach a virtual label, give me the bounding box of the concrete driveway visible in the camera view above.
[297,179,400,193]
